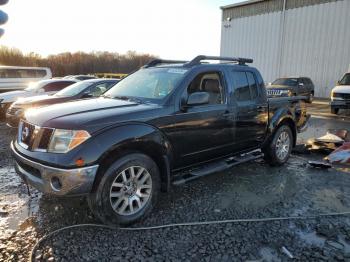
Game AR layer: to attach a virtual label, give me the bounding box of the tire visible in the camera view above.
[263,125,293,166]
[331,107,339,115]
[88,153,160,225]
[307,93,314,103]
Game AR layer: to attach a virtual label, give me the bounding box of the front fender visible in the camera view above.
[72,123,173,167]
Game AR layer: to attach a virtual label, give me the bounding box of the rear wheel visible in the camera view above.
[88,153,160,225]
[331,107,339,114]
[263,125,293,166]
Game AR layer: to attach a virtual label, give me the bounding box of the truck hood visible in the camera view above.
[0,90,37,103]
[14,94,67,108]
[24,97,160,132]
[332,85,350,94]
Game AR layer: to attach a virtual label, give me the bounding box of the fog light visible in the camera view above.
[51,176,62,191]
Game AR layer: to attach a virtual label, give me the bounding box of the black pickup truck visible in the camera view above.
[11,56,308,225]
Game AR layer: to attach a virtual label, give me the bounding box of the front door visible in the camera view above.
[170,71,235,168]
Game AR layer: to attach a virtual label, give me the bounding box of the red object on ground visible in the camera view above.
[327,142,350,164]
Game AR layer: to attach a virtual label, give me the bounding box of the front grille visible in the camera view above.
[267,89,282,97]
[18,120,54,151]
[334,93,350,100]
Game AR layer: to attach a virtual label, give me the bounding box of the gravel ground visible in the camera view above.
[1,113,350,261]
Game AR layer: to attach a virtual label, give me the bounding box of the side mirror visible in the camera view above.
[37,88,45,94]
[337,81,340,85]
[299,82,304,86]
[187,92,209,106]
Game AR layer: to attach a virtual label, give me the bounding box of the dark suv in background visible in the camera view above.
[266,77,315,103]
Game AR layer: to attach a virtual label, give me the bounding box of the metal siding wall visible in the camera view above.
[220,12,282,83]
[221,0,350,97]
[281,0,350,97]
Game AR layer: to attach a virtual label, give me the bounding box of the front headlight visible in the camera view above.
[48,129,91,153]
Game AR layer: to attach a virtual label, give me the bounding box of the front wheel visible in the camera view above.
[331,107,339,114]
[263,125,293,166]
[88,153,160,225]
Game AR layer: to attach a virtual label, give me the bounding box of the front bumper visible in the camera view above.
[330,100,350,109]
[11,141,99,196]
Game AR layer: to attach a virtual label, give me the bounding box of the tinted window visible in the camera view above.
[272,78,298,86]
[0,68,47,78]
[305,78,313,85]
[246,72,258,99]
[232,71,251,101]
[339,73,350,86]
[43,81,74,92]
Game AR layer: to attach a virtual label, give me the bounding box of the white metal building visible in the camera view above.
[220,0,350,97]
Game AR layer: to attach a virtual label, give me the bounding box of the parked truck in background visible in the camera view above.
[11,56,308,225]
[330,72,350,114]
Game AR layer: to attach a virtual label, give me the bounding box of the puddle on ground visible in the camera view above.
[0,166,39,231]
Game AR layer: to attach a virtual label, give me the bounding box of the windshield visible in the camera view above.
[24,82,43,91]
[339,73,350,85]
[272,78,298,86]
[104,68,187,102]
[55,81,91,97]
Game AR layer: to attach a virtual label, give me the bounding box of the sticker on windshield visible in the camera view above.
[167,69,188,74]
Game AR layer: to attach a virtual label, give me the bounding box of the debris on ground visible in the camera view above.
[328,129,350,141]
[327,142,350,165]
[308,160,332,169]
[281,246,294,259]
[306,131,345,154]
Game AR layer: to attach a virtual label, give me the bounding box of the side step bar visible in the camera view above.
[172,150,263,186]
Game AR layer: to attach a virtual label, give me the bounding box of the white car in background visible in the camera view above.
[330,72,350,114]
[0,79,77,118]
[0,66,52,93]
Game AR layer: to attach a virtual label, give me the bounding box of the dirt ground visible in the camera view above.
[1,101,350,261]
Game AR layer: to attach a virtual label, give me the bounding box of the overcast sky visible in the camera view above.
[0,0,240,59]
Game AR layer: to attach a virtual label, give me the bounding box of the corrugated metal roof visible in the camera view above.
[222,0,342,20]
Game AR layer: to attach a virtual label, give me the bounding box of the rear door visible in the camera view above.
[230,70,268,150]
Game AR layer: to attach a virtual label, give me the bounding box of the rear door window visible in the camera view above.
[246,72,258,99]
[232,71,251,101]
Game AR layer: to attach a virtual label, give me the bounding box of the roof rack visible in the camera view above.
[143,59,188,68]
[185,55,253,67]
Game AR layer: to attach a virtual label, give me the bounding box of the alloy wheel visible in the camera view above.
[109,166,152,216]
